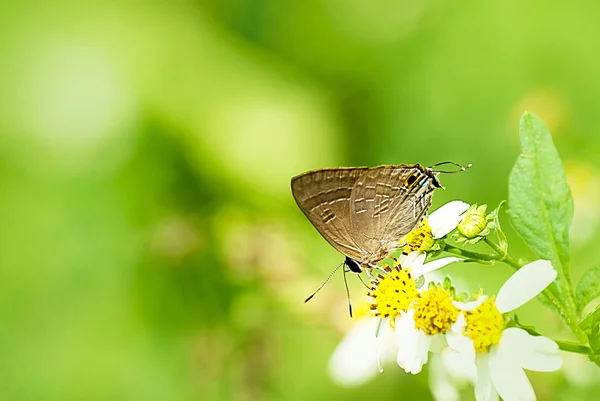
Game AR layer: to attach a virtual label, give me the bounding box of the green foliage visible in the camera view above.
[508,113,574,283]
[508,113,582,333]
[580,305,600,332]
[576,266,600,313]
[588,324,600,367]
[489,201,509,256]
[506,114,600,356]
[5,1,600,399]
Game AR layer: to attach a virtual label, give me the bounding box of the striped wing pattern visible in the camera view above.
[349,166,433,255]
[291,164,438,266]
[291,167,369,260]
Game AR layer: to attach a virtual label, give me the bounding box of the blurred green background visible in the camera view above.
[1,1,600,400]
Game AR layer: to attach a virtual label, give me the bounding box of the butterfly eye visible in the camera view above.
[406,174,418,186]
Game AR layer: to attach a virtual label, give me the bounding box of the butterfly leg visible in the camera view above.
[356,273,371,289]
[368,263,392,278]
[342,267,353,318]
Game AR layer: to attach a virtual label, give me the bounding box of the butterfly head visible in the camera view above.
[344,256,363,274]
[424,167,444,189]
[428,162,472,189]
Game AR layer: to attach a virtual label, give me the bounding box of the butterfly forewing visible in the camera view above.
[291,167,369,260]
[349,165,433,258]
[292,164,440,268]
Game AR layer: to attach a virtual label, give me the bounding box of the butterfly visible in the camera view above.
[291,162,469,312]
[291,164,448,275]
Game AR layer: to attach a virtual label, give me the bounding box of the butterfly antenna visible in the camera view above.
[430,161,473,174]
[343,265,353,318]
[304,261,345,304]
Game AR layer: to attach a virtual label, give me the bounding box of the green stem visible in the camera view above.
[442,243,501,263]
[487,235,565,319]
[555,340,591,355]
[446,241,565,314]
[483,238,519,269]
[563,300,588,343]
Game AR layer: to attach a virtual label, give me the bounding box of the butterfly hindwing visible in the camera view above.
[291,167,369,260]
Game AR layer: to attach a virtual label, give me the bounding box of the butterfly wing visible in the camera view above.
[291,167,369,260]
[349,165,436,255]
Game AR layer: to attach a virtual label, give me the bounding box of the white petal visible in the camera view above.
[475,353,498,401]
[446,333,476,361]
[422,271,445,286]
[496,260,557,313]
[412,257,462,279]
[489,345,535,401]
[429,200,470,238]
[499,328,562,372]
[446,315,476,364]
[451,312,467,332]
[380,321,400,365]
[430,334,448,354]
[446,333,476,359]
[401,251,422,269]
[441,347,478,384]
[328,318,392,387]
[429,353,460,401]
[453,296,488,312]
[395,310,432,374]
[445,314,478,385]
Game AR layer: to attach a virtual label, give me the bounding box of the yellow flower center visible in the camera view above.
[464,297,505,352]
[401,219,435,253]
[367,262,419,322]
[413,285,459,335]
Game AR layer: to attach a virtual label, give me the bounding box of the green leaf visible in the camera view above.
[537,285,566,316]
[490,200,508,257]
[589,323,600,352]
[508,113,574,284]
[576,266,600,312]
[589,354,600,368]
[510,313,541,336]
[579,304,600,332]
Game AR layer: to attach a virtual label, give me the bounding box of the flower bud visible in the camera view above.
[458,205,488,238]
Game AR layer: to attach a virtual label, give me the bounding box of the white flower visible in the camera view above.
[392,254,463,374]
[426,275,477,401]
[447,260,562,401]
[403,252,463,280]
[428,200,471,239]
[328,317,396,387]
[401,200,470,259]
[429,348,477,401]
[330,252,463,386]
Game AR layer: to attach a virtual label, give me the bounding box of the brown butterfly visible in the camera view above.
[291,164,448,276]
